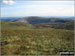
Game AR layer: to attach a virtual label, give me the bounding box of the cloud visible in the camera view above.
[3,0,8,4]
[9,0,15,5]
[20,4,74,16]
[1,1,74,17]
[3,0,15,5]
[1,4,74,16]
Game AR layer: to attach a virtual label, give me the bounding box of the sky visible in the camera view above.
[1,0,74,17]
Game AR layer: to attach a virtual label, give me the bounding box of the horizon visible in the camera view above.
[1,16,75,20]
[1,16,75,18]
[1,1,74,17]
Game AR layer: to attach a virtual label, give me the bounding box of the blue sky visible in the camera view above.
[1,0,74,17]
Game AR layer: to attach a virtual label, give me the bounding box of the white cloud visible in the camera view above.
[2,0,15,5]
[1,4,74,16]
[9,0,15,5]
[1,1,74,17]
[20,4,74,16]
[3,0,8,4]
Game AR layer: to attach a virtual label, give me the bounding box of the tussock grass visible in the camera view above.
[1,21,74,55]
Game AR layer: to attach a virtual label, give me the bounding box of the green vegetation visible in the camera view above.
[1,21,74,55]
[33,21,74,30]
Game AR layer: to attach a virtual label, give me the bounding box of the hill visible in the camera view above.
[33,21,74,30]
[1,21,74,55]
[1,21,34,30]
[13,16,73,24]
[1,16,74,24]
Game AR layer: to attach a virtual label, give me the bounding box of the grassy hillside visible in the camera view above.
[1,21,34,30]
[1,21,74,55]
[33,21,74,30]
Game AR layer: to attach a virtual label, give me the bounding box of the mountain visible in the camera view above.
[3,16,73,24]
[1,16,74,55]
[1,21,74,55]
[1,16,74,30]
[0,17,23,21]
[68,17,75,20]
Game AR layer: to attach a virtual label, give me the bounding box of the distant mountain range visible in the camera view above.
[1,16,74,30]
[0,17,23,21]
[1,16,74,24]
